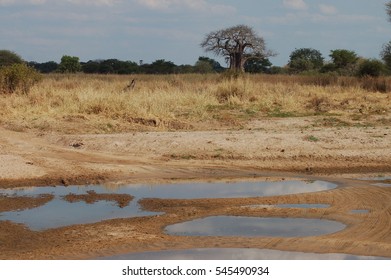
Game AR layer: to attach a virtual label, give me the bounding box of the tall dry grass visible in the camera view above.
[0,73,389,133]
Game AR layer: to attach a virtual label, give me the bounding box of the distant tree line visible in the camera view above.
[27,56,228,75]
[284,48,388,77]
[25,48,391,78]
[0,47,388,78]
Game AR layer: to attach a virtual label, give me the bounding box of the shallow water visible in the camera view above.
[165,216,346,237]
[350,209,369,214]
[0,180,336,199]
[361,176,391,187]
[102,248,389,260]
[0,180,336,230]
[276,204,330,209]
[0,197,160,230]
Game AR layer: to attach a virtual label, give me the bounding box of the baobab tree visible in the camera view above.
[200,24,275,72]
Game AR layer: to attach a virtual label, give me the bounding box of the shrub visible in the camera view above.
[357,59,387,77]
[0,63,42,94]
[0,50,23,67]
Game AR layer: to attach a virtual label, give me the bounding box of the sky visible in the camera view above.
[0,0,390,67]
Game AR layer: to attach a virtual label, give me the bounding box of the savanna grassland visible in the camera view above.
[1,73,390,134]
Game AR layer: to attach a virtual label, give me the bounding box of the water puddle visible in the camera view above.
[0,180,336,230]
[165,216,346,237]
[0,194,160,231]
[360,176,391,187]
[276,204,330,209]
[374,182,391,187]
[102,248,389,260]
[350,209,369,214]
[243,204,330,209]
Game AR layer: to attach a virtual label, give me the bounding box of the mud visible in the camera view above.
[0,194,53,212]
[0,116,391,259]
[63,191,133,208]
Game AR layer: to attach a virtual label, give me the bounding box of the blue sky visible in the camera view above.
[0,0,390,66]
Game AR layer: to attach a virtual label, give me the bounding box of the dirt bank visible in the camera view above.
[0,115,390,259]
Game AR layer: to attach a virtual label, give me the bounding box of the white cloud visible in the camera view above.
[0,0,13,4]
[319,4,338,15]
[282,0,308,10]
[66,0,120,6]
[311,13,375,24]
[0,0,119,5]
[136,0,236,15]
[0,0,51,4]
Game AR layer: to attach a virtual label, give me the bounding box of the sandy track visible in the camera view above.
[0,116,390,259]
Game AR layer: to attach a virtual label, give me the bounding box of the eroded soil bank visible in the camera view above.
[0,116,390,259]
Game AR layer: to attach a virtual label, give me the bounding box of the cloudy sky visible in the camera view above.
[0,0,390,66]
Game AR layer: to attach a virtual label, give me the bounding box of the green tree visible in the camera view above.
[58,55,81,73]
[194,60,213,73]
[357,59,386,77]
[198,57,224,72]
[196,56,224,72]
[244,57,272,73]
[288,48,324,73]
[0,50,24,67]
[201,24,275,72]
[330,49,358,69]
[326,49,359,75]
[142,59,177,74]
[82,60,101,73]
[29,61,58,73]
[176,64,194,74]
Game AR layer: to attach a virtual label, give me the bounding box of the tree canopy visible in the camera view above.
[201,24,274,72]
[357,59,386,77]
[59,55,81,73]
[0,50,24,67]
[288,48,324,73]
[329,49,358,69]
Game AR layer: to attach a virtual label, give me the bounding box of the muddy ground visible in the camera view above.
[0,116,390,259]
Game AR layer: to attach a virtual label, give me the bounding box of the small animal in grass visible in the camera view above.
[123,79,136,91]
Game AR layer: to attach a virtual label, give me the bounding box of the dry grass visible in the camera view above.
[0,73,390,133]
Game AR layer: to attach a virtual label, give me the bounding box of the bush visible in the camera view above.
[357,59,386,77]
[0,50,24,67]
[0,63,42,94]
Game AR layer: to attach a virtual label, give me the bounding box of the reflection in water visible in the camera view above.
[102,248,389,260]
[0,198,160,231]
[0,180,336,230]
[0,180,336,199]
[166,216,346,237]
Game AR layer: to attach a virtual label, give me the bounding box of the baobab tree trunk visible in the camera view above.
[229,52,245,72]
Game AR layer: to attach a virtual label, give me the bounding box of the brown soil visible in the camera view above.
[64,191,133,208]
[0,115,390,259]
[0,194,53,212]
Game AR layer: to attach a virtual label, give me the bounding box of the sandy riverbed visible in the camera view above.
[0,116,390,259]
